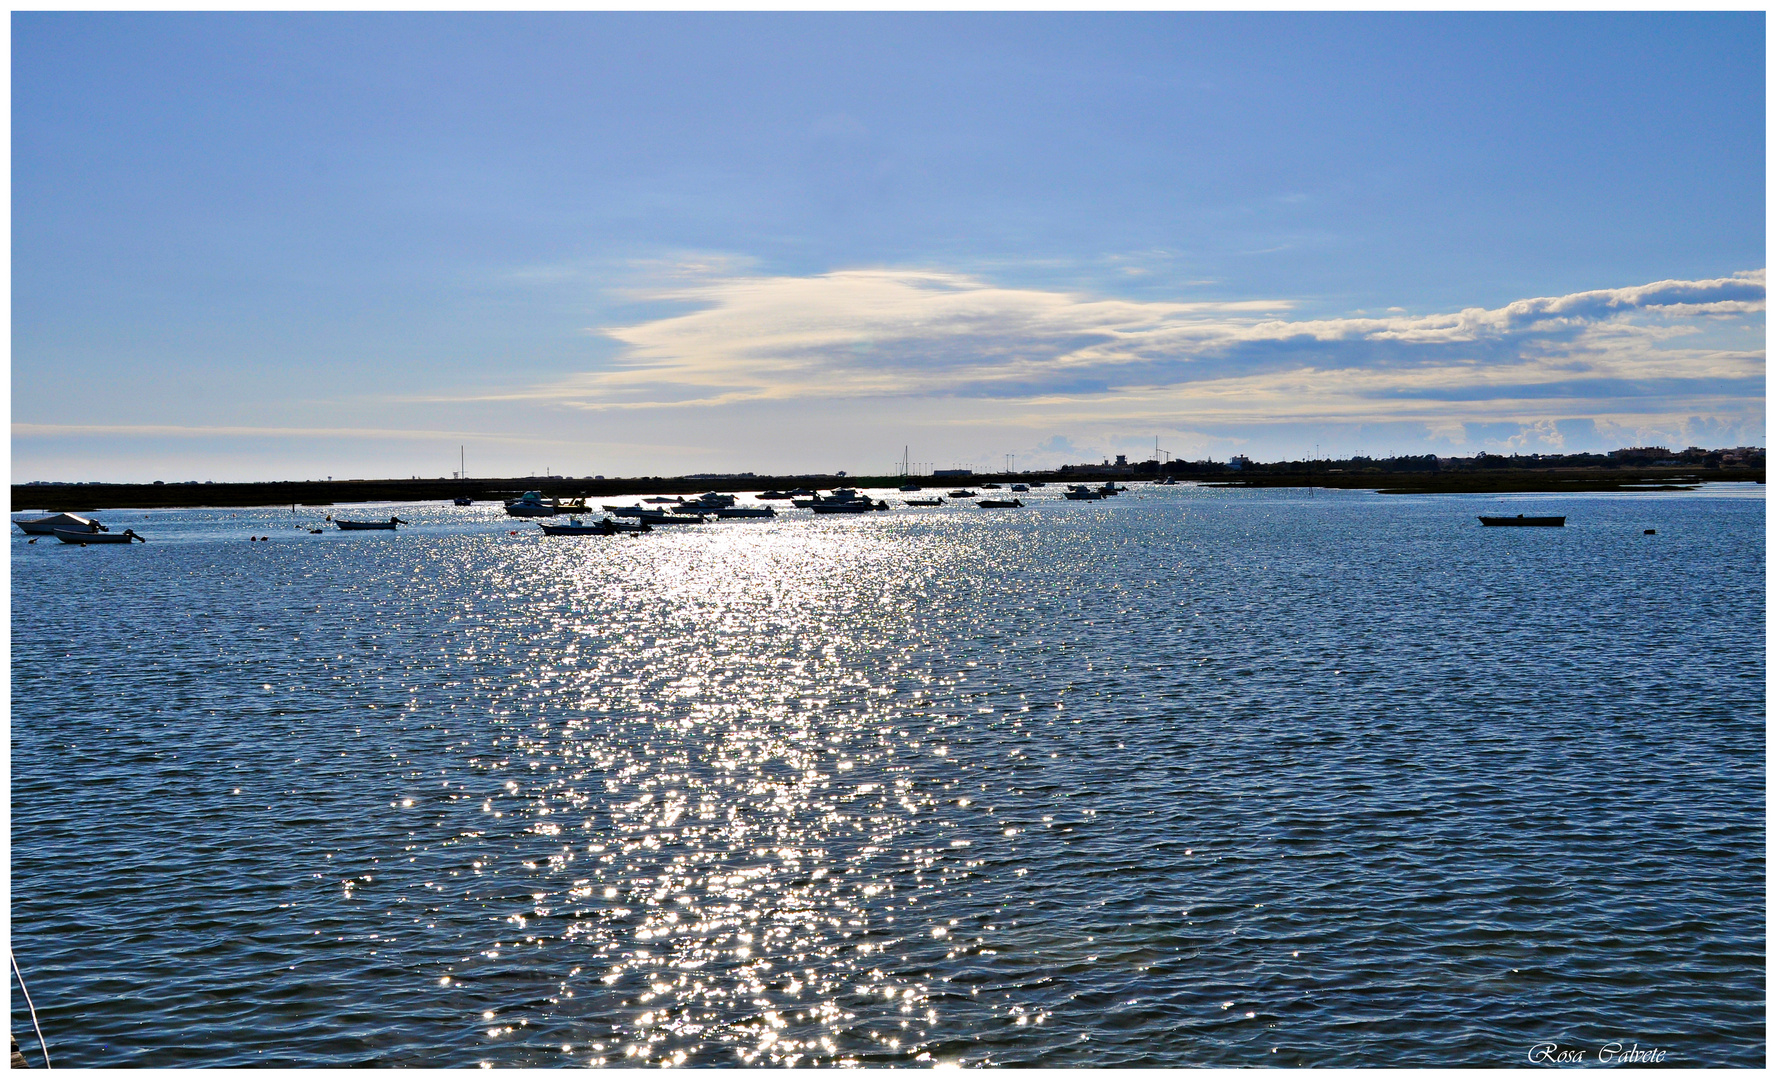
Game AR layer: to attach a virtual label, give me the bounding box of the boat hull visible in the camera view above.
[54,528,138,544]
[336,520,399,530]
[1480,515,1566,527]
[16,513,105,535]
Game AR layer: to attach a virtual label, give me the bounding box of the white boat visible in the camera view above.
[55,527,143,544]
[505,491,563,517]
[1063,485,1104,501]
[15,513,106,535]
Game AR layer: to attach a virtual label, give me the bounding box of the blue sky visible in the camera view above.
[13,12,1765,482]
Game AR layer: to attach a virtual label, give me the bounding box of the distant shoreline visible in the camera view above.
[10,466,1762,513]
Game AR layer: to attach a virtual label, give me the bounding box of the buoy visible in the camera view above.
[1645,529,1656,535]
[509,530,518,536]
[27,538,36,544]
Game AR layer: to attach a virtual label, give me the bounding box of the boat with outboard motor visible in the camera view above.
[55,527,144,544]
[337,516,406,530]
[1063,485,1104,500]
[539,517,651,536]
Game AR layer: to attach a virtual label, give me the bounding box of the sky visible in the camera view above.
[11,12,1766,483]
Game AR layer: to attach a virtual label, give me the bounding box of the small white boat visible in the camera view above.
[16,513,106,535]
[55,527,144,544]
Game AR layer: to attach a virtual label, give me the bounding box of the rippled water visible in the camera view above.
[10,484,1765,1066]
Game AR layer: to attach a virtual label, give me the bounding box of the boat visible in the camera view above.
[947,490,977,498]
[681,492,736,509]
[757,490,791,500]
[1010,484,1029,492]
[1154,476,1178,486]
[977,499,1024,508]
[904,498,943,507]
[1028,481,1047,488]
[54,527,144,544]
[505,491,564,517]
[713,505,776,519]
[1063,485,1104,501]
[811,501,886,514]
[637,512,707,524]
[1479,515,1566,527]
[981,483,1001,490]
[452,497,474,506]
[337,517,406,530]
[898,483,923,492]
[15,513,107,535]
[538,517,649,536]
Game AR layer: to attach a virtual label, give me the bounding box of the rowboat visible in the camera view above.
[336,517,406,530]
[16,513,106,535]
[55,528,144,544]
[1479,515,1566,527]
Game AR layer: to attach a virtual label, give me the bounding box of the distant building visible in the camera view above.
[1229,455,1251,470]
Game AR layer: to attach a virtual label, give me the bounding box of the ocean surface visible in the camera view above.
[10,483,1765,1067]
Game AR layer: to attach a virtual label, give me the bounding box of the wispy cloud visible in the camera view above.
[443,268,1763,438]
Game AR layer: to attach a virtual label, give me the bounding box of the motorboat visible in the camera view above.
[452,496,474,505]
[977,499,1024,508]
[55,527,144,544]
[904,498,944,507]
[681,492,736,509]
[337,517,406,530]
[15,513,107,535]
[539,517,649,536]
[1479,515,1566,527]
[946,490,977,498]
[1010,484,1030,492]
[757,490,791,500]
[981,483,1001,489]
[1063,485,1104,501]
[811,501,884,514]
[505,491,563,517]
[636,510,707,524]
[713,505,776,518]
[898,483,922,492]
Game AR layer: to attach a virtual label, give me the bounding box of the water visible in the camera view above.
[10,485,1765,1066]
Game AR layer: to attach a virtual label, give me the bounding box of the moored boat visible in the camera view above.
[946,490,977,498]
[1063,485,1104,501]
[714,505,776,518]
[904,498,943,507]
[977,498,1024,508]
[1479,514,1566,527]
[55,527,144,544]
[538,517,649,536]
[337,517,406,530]
[15,513,107,535]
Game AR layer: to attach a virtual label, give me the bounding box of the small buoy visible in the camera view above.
[1645,529,1656,535]
[509,530,518,536]
[27,538,36,544]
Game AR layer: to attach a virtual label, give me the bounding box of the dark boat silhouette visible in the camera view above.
[1479,514,1565,527]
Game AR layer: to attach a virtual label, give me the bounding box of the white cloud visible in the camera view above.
[450,267,1763,441]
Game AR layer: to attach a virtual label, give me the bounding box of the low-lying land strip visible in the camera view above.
[12,464,1762,512]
